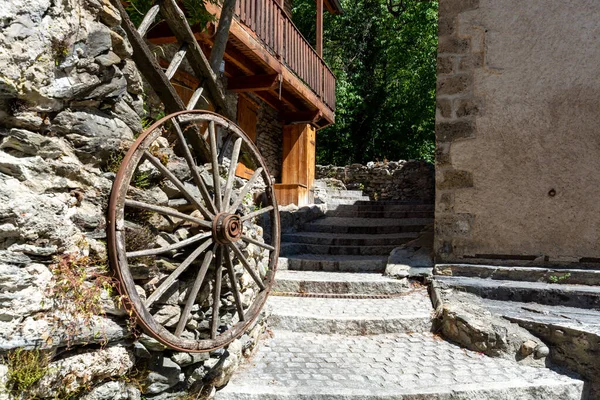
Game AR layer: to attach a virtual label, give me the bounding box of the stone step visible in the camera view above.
[278,254,388,273]
[329,195,371,201]
[435,263,600,286]
[325,189,366,197]
[273,270,408,295]
[301,217,433,234]
[327,203,435,212]
[281,232,418,246]
[437,276,600,310]
[353,200,432,205]
[216,330,584,400]
[326,209,435,219]
[266,289,432,334]
[280,242,397,256]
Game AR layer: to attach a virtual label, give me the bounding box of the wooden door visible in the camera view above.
[235,95,259,179]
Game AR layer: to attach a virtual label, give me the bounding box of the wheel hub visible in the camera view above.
[212,212,243,244]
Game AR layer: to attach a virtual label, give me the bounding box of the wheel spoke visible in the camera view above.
[228,243,266,291]
[228,167,263,213]
[143,150,213,220]
[241,235,275,251]
[174,247,214,336]
[211,245,224,339]
[144,238,213,307]
[240,205,274,222]
[172,118,218,215]
[224,246,245,322]
[222,137,243,210]
[126,232,211,258]
[208,121,222,211]
[125,199,211,229]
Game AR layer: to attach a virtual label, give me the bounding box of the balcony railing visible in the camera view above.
[233,0,336,111]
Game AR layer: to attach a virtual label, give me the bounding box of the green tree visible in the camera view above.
[292,0,438,165]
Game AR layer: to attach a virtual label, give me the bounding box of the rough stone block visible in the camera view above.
[436,120,475,142]
[437,74,472,96]
[455,98,481,118]
[437,16,456,36]
[437,56,455,75]
[436,99,452,119]
[459,52,484,71]
[435,142,452,167]
[438,36,471,54]
[435,213,474,237]
[438,169,474,189]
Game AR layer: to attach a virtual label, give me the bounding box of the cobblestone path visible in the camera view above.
[217,199,584,399]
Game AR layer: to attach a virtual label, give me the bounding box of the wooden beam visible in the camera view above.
[316,0,323,57]
[283,110,321,125]
[228,74,279,92]
[209,0,237,73]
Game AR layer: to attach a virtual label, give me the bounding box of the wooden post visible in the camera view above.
[316,0,323,57]
[274,124,316,206]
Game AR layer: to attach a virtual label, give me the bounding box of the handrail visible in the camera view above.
[233,0,336,111]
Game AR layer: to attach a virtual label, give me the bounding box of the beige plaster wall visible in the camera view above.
[435,0,600,265]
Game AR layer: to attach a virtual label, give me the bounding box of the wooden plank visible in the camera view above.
[159,0,233,119]
[316,0,323,57]
[165,43,188,80]
[227,74,279,92]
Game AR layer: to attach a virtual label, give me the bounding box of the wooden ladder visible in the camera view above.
[111,0,236,160]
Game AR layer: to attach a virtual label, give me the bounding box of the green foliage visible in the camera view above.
[124,0,217,29]
[292,0,438,165]
[4,348,50,396]
[548,272,571,283]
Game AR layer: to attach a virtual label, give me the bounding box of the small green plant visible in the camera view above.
[4,348,51,396]
[50,37,70,65]
[548,272,571,283]
[358,183,365,191]
[49,254,119,348]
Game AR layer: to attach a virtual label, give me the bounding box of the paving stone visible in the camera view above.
[216,330,584,399]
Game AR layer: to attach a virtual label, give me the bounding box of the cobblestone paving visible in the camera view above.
[219,331,582,398]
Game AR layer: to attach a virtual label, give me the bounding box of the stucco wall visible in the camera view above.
[435,0,600,265]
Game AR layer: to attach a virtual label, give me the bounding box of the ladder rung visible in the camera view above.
[187,86,205,110]
[137,5,160,37]
[165,43,188,80]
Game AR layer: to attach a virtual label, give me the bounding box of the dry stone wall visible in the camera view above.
[316,160,434,202]
[0,1,266,399]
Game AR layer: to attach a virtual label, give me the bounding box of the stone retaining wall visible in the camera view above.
[0,1,266,399]
[316,161,435,202]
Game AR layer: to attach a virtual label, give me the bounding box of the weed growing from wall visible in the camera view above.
[48,254,127,348]
[3,348,51,397]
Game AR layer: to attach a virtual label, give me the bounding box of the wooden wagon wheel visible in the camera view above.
[107,110,280,352]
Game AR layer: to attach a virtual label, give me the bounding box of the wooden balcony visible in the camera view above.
[148,0,336,128]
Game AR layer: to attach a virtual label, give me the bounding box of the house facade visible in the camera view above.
[146,0,342,207]
[435,0,600,266]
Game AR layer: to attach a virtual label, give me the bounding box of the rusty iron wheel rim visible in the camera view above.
[107,110,280,352]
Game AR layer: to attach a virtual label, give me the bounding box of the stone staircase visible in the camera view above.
[216,188,585,399]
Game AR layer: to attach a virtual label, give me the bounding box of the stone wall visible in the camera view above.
[316,161,435,202]
[254,97,282,182]
[0,1,267,399]
[435,0,600,265]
